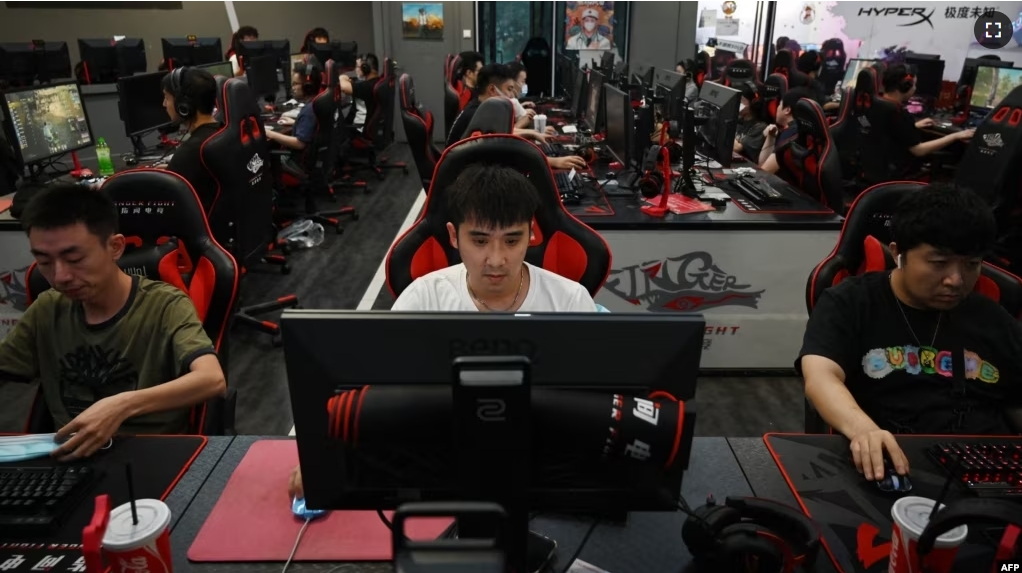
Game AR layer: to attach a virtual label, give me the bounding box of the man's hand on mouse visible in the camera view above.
[915,118,936,129]
[849,427,909,480]
[548,156,586,171]
[52,394,131,461]
[288,465,304,499]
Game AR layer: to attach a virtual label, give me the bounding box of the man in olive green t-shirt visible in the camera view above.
[0,184,226,460]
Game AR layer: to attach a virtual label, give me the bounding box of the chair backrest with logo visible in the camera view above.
[361,57,396,150]
[820,38,846,94]
[777,99,845,212]
[399,73,442,187]
[722,59,757,88]
[763,73,788,121]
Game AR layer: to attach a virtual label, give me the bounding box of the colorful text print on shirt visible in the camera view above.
[861,346,999,384]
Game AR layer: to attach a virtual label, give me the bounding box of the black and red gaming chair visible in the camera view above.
[819,38,846,95]
[692,51,711,90]
[722,59,758,89]
[385,99,612,298]
[956,85,1022,272]
[763,73,788,121]
[802,181,1022,432]
[200,76,305,343]
[444,53,464,139]
[399,73,442,188]
[23,170,240,435]
[828,87,860,183]
[771,50,797,80]
[776,99,845,213]
[350,57,410,179]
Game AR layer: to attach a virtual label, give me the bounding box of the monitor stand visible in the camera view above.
[452,356,544,573]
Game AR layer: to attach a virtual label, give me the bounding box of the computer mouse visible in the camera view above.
[292,496,327,520]
[874,458,913,494]
[605,171,617,179]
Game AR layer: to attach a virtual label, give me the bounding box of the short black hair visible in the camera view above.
[781,87,810,110]
[676,60,686,69]
[447,163,540,229]
[775,36,790,51]
[294,62,323,97]
[362,53,379,72]
[237,25,259,39]
[477,63,513,94]
[161,67,218,115]
[892,184,996,257]
[882,64,914,93]
[458,51,484,77]
[506,61,526,79]
[308,27,329,39]
[21,183,119,240]
[797,50,821,74]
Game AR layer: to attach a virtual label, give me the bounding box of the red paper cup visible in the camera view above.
[889,496,967,573]
[102,499,173,573]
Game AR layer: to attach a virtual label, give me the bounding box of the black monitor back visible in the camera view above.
[245,55,279,100]
[585,70,605,132]
[698,81,741,168]
[78,38,146,83]
[604,83,633,167]
[309,41,357,69]
[117,71,172,137]
[906,57,945,100]
[161,37,223,67]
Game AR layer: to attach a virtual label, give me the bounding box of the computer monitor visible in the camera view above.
[284,310,702,572]
[117,71,171,138]
[570,68,588,118]
[631,63,655,90]
[197,60,233,78]
[842,58,878,90]
[0,81,93,167]
[584,70,605,132]
[604,83,634,169]
[905,57,946,100]
[161,37,223,67]
[308,41,358,70]
[970,66,1022,111]
[77,38,147,84]
[599,51,615,72]
[0,41,71,87]
[237,39,291,74]
[697,81,741,168]
[245,54,280,100]
[654,68,688,122]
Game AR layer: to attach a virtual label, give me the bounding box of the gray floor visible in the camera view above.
[0,144,807,437]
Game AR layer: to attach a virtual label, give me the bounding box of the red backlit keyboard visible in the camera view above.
[928,442,1022,498]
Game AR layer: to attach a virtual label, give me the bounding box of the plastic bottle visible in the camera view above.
[276,219,325,249]
[96,138,115,177]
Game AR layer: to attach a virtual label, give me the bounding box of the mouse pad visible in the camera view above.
[187,439,453,562]
[0,435,206,571]
[764,433,1014,573]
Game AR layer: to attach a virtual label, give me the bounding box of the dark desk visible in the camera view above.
[171,436,755,573]
[575,156,842,371]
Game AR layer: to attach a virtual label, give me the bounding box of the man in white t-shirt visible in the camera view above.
[287,162,598,499]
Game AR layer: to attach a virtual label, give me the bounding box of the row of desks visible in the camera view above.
[160,435,837,573]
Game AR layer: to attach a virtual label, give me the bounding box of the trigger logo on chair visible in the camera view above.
[983,132,1004,149]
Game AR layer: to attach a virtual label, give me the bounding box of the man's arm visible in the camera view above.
[267,108,314,150]
[0,300,42,383]
[339,74,354,96]
[760,152,780,174]
[908,129,975,157]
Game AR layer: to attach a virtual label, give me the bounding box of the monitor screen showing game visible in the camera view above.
[2,81,93,164]
[970,66,1022,111]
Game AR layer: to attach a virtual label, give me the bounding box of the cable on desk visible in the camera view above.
[281,517,312,573]
[557,518,599,573]
[377,508,393,530]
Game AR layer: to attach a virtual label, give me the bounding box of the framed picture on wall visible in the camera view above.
[557,1,629,63]
[402,2,444,40]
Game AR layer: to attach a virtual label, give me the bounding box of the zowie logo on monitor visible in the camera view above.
[604,251,765,312]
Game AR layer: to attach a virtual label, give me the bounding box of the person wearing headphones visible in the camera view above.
[265,61,322,152]
[161,67,221,213]
[758,88,808,173]
[457,51,485,92]
[339,53,380,132]
[446,64,582,171]
[227,25,259,77]
[733,83,768,163]
[799,184,1022,483]
[860,64,974,183]
[796,50,836,109]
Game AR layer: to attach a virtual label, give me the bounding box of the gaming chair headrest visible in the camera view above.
[220,77,262,126]
[764,74,788,117]
[463,98,516,136]
[725,60,756,84]
[105,170,218,244]
[821,38,845,66]
[325,59,338,89]
[854,67,879,105]
[399,73,417,110]
[522,37,550,58]
[772,50,795,76]
[792,99,831,145]
[956,84,1022,215]
[831,182,922,270]
[213,75,229,121]
[447,53,463,86]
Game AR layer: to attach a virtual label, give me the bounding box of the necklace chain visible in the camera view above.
[890,274,941,347]
[469,265,525,312]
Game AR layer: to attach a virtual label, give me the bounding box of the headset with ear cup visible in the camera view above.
[682,496,821,573]
[169,67,196,121]
[917,498,1022,564]
[638,145,665,198]
[359,54,371,77]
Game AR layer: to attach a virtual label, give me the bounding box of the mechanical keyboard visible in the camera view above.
[928,441,1022,498]
[729,176,788,205]
[539,143,569,157]
[0,465,99,534]
[554,171,582,205]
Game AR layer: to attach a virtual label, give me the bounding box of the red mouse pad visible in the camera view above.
[188,440,453,562]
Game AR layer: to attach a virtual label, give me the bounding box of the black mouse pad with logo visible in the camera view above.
[0,435,206,571]
[763,433,1018,573]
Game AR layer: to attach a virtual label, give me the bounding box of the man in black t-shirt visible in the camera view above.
[859,65,974,184]
[798,185,1022,482]
[796,50,837,111]
[759,88,806,173]
[340,53,380,132]
[733,83,768,163]
[161,68,221,214]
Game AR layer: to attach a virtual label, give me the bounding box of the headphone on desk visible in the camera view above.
[918,498,1022,564]
[168,67,196,121]
[682,496,821,573]
[638,145,665,198]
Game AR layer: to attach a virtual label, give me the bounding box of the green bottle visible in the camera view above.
[96,137,115,177]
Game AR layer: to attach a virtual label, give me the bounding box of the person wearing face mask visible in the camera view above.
[447,64,585,171]
[506,61,536,129]
[798,184,1022,483]
[566,8,612,50]
[732,83,768,163]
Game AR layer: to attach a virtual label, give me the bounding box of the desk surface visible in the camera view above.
[170,436,757,573]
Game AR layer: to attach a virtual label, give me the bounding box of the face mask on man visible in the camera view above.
[739,102,747,112]
[520,84,528,96]
[584,21,597,32]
